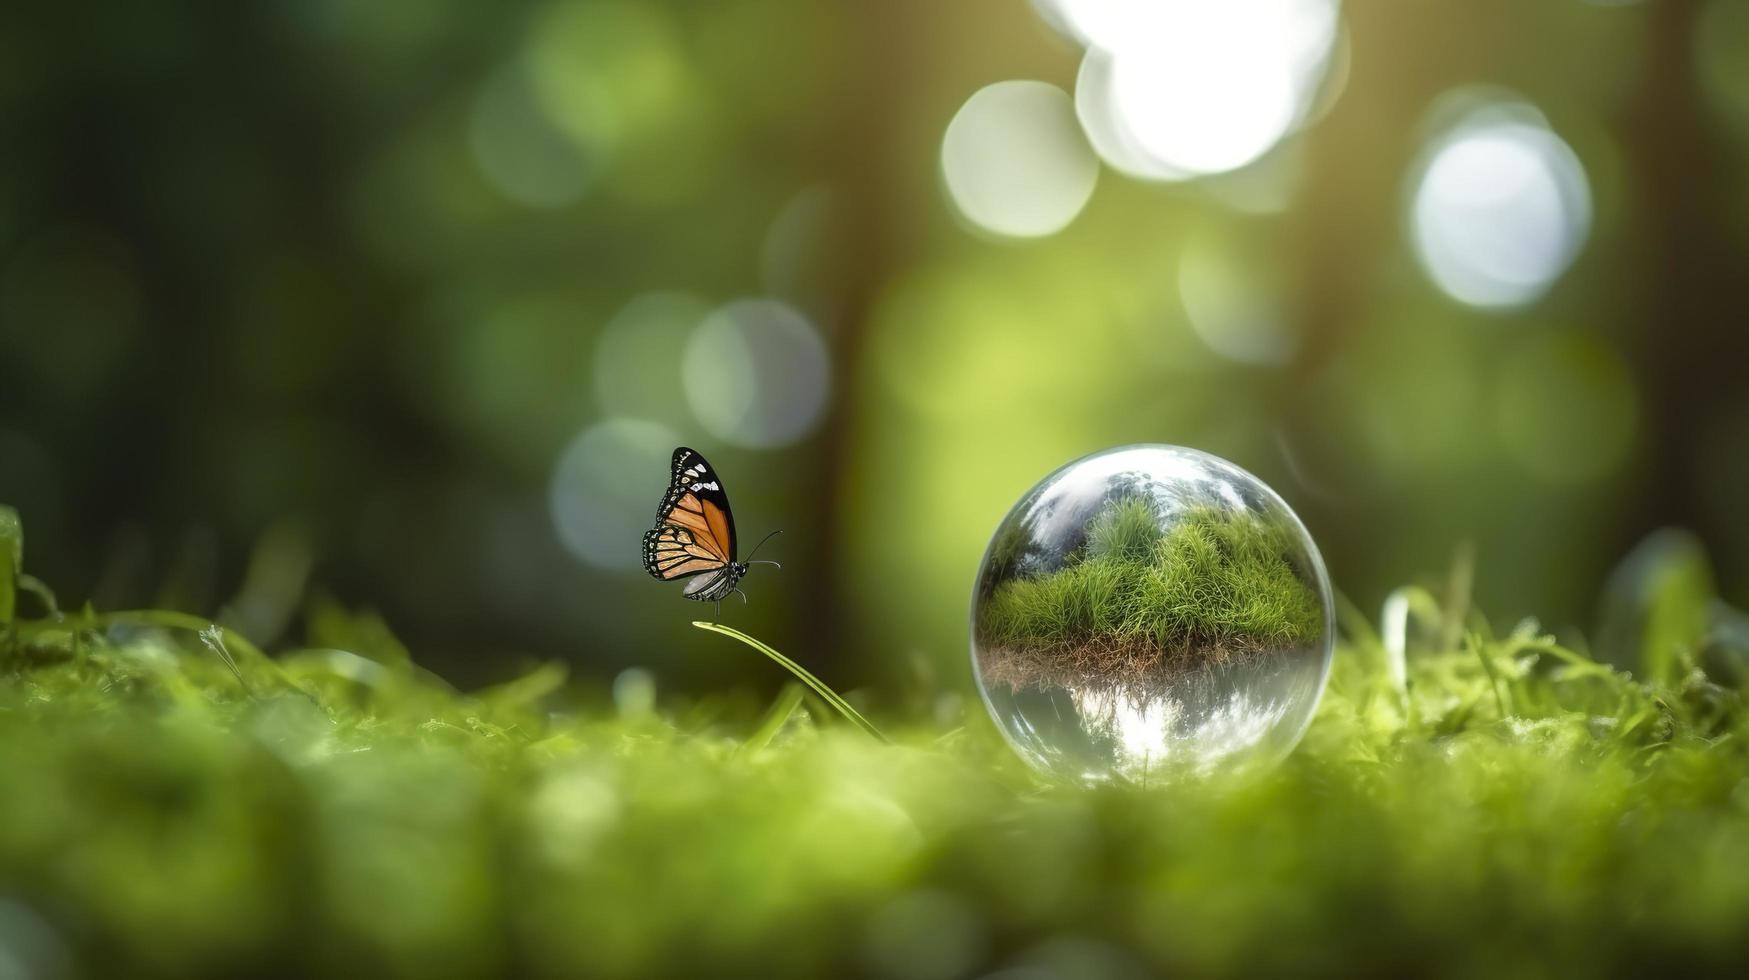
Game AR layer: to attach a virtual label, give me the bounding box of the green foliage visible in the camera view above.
[979,500,1324,661]
[5,513,1749,977]
[1595,528,1715,685]
[305,593,413,668]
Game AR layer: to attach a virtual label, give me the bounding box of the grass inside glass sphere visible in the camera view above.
[977,498,1324,700]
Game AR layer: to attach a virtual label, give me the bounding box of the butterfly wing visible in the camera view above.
[682,566,739,601]
[642,525,727,581]
[642,447,739,583]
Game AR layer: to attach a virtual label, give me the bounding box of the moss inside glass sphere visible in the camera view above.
[970,445,1333,782]
[978,499,1324,697]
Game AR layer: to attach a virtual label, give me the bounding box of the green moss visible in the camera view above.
[6,512,1749,977]
[978,499,1324,691]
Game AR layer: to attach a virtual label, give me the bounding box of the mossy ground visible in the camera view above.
[6,509,1749,978]
[977,500,1325,695]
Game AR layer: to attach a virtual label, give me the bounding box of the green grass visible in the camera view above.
[693,620,888,742]
[6,505,1749,977]
[977,500,1325,692]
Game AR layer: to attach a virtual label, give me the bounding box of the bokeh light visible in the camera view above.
[1409,99,1592,310]
[594,292,710,428]
[523,1,677,150]
[1073,49,1186,181]
[522,0,715,207]
[1066,1,1340,180]
[470,60,603,208]
[682,299,831,449]
[1178,234,1296,365]
[940,81,1099,239]
[1107,21,1295,177]
[550,418,680,570]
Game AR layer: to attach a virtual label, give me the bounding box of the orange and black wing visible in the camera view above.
[642,447,738,581]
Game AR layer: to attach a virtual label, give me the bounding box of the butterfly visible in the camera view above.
[642,447,781,619]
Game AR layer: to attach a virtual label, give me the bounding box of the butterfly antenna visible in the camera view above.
[744,529,784,567]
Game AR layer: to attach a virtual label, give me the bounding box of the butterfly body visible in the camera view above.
[642,447,779,618]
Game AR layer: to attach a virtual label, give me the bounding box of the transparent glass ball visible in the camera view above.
[970,445,1334,783]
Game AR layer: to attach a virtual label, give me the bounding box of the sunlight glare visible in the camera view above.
[1410,102,1592,309]
[1068,0,1339,179]
[940,81,1099,238]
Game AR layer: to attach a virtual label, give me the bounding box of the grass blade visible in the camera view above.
[96,610,271,663]
[692,621,888,742]
[743,682,806,752]
[199,624,252,695]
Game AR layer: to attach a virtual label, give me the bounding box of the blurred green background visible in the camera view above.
[1,0,1746,692]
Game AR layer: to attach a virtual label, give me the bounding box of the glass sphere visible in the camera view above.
[970,445,1334,782]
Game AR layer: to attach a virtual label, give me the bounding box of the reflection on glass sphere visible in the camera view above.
[969,445,1334,783]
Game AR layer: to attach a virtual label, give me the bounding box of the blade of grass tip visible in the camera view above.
[1468,630,1511,719]
[1517,640,1618,680]
[97,610,270,663]
[692,621,888,742]
[1337,589,1407,700]
[98,610,310,698]
[199,623,252,695]
[1441,541,1476,654]
[743,682,806,753]
[17,575,60,619]
[1376,589,1411,698]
